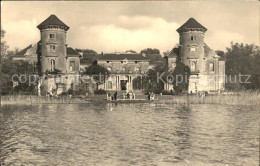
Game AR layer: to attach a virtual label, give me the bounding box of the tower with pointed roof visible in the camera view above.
[37,14,70,74]
[177,18,207,72]
[165,18,225,92]
[36,15,81,95]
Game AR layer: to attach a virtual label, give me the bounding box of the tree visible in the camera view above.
[83,64,109,90]
[140,48,164,64]
[1,59,37,95]
[225,42,260,90]
[76,48,98,65]
[143,63,167,94]
[1,27,9,59]
[215,50,225,58]
[171,56,190,94]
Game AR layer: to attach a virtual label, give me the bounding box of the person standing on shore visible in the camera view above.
[114,91,117,100]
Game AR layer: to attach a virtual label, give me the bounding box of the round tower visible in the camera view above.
[37,14,69,74]
[177,18,207,74]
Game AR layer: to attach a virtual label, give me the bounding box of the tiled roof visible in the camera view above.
[37,14,69,31]
[177,18,207,33]
[97,53,149,61]
[204,43,212,54]
[67,47,81,57]
[167,47,179,58]
[16,45,32,55]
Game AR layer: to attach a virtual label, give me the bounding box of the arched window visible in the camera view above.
[51,59,55,72]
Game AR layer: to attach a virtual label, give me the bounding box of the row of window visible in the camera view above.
[107,67,140,72]
[189,61,215,72]
[106,61,140,64]
[49,60,76,72]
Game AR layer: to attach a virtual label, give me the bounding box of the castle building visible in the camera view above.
[96,53,149,91]
[165,18,225,92]
[37,15,81,94]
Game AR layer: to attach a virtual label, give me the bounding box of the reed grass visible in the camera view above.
[1,95,89,105]
[155,91,260,106]
[1,91,259,106]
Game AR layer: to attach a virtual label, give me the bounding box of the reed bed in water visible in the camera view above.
[156,91,260,106]
[1,91,259,105]
[0,95,88,105]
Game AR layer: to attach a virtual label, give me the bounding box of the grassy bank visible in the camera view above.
[1,91,259,106]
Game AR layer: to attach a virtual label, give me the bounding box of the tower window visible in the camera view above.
[49,34,55,39]
[69,61,76,72]
[190,47,196,52]
[50,59,55,72]
[50,45,56,51]
[190,61,196,71]
[191,36,196,41]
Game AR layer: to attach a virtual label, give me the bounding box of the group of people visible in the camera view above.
[147,92,155,100]
[123,91,135,99]
[107,91,117,101]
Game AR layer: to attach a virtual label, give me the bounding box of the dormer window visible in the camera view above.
[49,34,55,39]
[121,61,127,64]
[191,36,196,41]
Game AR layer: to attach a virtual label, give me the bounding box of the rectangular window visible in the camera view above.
[69,61,76,72]
[191,61,196,71]
[50,45,55,50]
[209,63,214,72]
[190,47,196,52]
[107,81,112,89]
[49,34,55,39]
[191,36,196,41]
[107,61,110,63]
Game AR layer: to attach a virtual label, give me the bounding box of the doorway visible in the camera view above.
[120,80,127,90]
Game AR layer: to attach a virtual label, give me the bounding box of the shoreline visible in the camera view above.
[1,91,259,106]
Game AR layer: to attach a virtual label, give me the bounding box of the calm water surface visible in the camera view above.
[0,103,259,166]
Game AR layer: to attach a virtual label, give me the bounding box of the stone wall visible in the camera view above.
[40,28,67,73]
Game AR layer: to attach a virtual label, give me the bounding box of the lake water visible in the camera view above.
[0,103,259,166]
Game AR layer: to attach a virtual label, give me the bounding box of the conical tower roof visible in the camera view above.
[37,14,69,31]
[177,18,207,33]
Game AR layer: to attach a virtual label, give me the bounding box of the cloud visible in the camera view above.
[206,31,244,51]
[69,16,180,53]
[3,19,39,49]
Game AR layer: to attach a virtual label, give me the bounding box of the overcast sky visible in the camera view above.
[2,1,259,53]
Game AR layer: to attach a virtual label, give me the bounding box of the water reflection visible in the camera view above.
[0,103,259,165]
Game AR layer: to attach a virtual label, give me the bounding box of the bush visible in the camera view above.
[94,89,107,94]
